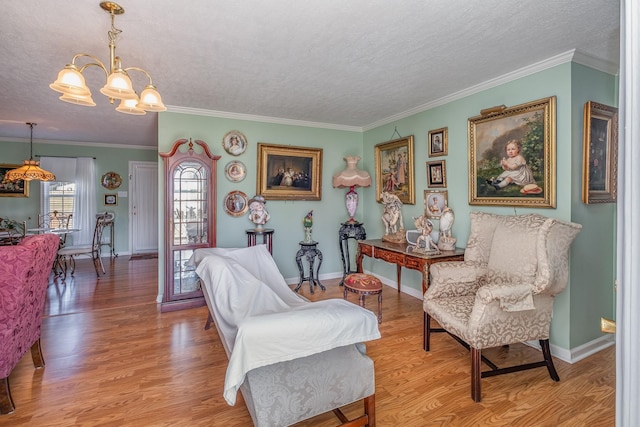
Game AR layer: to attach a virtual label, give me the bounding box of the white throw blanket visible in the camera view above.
[194,245,381,406]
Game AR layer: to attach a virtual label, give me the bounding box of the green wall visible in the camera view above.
[157,113,364,298]
[0,141,157,254]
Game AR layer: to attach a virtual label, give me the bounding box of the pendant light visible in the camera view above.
[5,123,56,182]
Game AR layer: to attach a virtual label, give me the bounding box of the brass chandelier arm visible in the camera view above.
[124,67,154,85]
[71,54,109,78]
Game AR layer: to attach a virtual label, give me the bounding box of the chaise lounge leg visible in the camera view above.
[423,312,431,351]
[471,347,481,402]
[364,394,375,426]
[0,377,15,415]
[31,338,45,368]
[540,339,560,381]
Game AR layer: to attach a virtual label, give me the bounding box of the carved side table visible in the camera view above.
[294,241,325,294]
[338,221,366,285]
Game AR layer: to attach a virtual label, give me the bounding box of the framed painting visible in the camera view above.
[104,194,118,206]
[0,164,29,197]
[428,127,448,157]
[426,160,446,188]
[374,135,415,204]
[582,101,618,204]
[424,189,448,219]
[223,190,249,217]
[256,143,322,200]
[468,96,556,207]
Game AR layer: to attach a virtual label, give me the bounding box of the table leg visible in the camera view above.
[307,256,315,294]
[422,263,429,296]
[396,265,401,293]
[294,248,305,292]
[314,249,325,291]
[356,245,363,273]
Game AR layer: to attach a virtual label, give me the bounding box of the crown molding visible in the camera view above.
[165,106,363,133]
[363,50,619,131]
[0,136,156,151]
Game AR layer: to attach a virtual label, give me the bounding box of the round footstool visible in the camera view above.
[343,273,383,323]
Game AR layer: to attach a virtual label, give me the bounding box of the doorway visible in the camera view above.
[129,161,158,255]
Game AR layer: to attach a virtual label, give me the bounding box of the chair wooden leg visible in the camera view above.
[540,339,560,381]
[30,338,45,368]
[423,312,431,351]
[204,313,213,330]
[0,377,15,415]
[377,293,382,324]
[364,393,375,426]
[471,347,482,402]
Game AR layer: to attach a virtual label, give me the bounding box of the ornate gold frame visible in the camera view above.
[468,96,556,207]
[426,160,446,188]
[374,135,415,204]
[256,143,322,201]
[428,127,448,157]
[582,101,618,204]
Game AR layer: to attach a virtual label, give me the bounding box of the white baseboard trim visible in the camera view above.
[526,334,615,364]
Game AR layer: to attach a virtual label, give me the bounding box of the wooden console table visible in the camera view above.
[356,239,465,295]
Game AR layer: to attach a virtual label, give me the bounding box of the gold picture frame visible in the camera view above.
[426,160,446,188]
[374,135,415,204]
[104,194,118,206]
[468,96,556,207]
[582,101,618,204]
[424,189,448,219]
[256,143,322,200]
[428,127,448,157]
[0,164,29,197]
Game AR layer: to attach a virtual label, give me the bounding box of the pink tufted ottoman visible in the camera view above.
[343,273,383,323]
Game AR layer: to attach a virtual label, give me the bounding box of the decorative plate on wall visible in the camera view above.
[223,190,249,217]
[101,171,122,190]
[222,130,248,156]
[225,160,247,182]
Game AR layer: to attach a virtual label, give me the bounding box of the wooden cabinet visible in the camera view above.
[160,139,220,312]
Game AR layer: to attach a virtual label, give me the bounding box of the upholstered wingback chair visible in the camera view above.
[0,233,59,414]
[423,212,582,402]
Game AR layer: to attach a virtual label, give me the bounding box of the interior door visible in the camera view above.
[129,161,158,254]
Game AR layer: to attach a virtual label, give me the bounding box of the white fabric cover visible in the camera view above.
[194,245,381,406]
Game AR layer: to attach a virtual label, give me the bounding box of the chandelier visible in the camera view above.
[5,123,56,182]
[49,1,166,115]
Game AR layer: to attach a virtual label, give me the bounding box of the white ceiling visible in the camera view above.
[0,0,620,148]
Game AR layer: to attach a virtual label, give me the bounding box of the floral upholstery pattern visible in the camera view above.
[424,212,581,350]
[0,233,59,411]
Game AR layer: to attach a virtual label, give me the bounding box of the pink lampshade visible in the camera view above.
[333,156,371,223]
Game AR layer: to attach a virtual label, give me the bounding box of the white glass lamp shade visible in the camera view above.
[116,96,146,115]
[137,84,167,112]
[99,69,137,100]
[59,93,97,107]
[50,66,92,97]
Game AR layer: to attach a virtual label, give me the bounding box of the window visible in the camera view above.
[42,181,76,227]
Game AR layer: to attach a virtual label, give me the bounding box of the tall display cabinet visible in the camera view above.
[160,139,220,312]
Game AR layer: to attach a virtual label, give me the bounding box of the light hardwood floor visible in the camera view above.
[1,257,614,426]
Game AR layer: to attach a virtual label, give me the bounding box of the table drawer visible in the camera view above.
[404,257,424,270]
[359,243,373,257]
[374,248,405,264]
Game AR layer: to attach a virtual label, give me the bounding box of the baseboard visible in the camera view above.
[526,334,615,364]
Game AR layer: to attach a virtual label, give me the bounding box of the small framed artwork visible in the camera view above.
[582,101,618,204]
[222,130,248,156]
[0,164,29,197]
[104,194,118,206]
[223,190,249,217]
[468,96,556,207]
[424,190,448,219]
[225,160,247,182]
[257,143,322,201]
[428,127,448,157]
[374,135,415,204]
[426,160,446,188]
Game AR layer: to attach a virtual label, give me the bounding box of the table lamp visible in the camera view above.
[332,156,371,224]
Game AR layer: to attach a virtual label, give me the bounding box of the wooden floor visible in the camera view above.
[1,257,615,426]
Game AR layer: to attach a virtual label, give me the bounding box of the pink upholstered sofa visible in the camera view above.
[0,233,59,414]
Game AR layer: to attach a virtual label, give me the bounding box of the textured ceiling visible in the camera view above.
[0,0,620,147]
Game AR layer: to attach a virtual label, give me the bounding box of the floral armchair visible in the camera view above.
[423,212,582,402]
[0,233,59,414]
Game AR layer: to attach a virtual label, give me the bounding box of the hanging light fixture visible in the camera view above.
[49,1,166,115]
[5,123,56,182]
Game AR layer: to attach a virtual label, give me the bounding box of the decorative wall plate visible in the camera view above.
[101,171,122,189]
[223,190,249,217]
[225,160,247,182]
[222,130,248,156]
